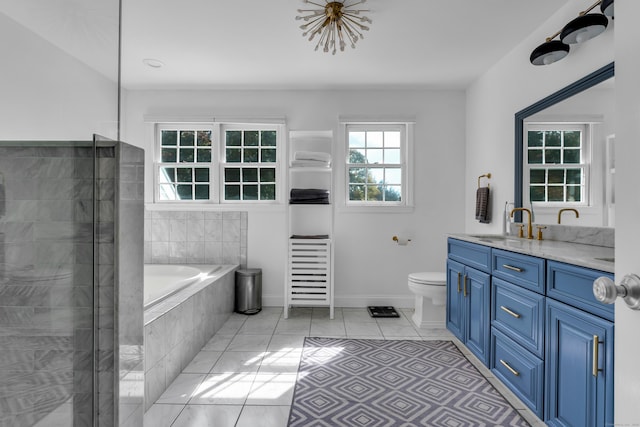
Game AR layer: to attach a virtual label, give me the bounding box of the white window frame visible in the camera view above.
[339,121,414,211]
[154,122,284,205]
[218,123,283,204]
[155,123,215,203]
[523,122,591,207]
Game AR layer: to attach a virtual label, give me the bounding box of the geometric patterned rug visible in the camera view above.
[288,338,530,427]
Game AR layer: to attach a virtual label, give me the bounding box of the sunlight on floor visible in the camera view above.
[143,307,542,427]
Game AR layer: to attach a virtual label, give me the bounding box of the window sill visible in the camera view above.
[146,202,286,213]
[335,205,414,214]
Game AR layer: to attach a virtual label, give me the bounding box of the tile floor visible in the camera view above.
[144,307,546,427]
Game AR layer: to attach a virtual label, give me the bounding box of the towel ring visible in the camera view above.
[478,173,491,188]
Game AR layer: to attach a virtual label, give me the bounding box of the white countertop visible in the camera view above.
[449,234,614,274]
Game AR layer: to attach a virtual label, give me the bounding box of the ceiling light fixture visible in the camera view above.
[530,0,612,66]
[296,0,371,55]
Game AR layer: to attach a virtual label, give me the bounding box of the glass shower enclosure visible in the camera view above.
[0,138,144,427]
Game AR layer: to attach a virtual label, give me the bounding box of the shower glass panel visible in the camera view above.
[0,141,96,427]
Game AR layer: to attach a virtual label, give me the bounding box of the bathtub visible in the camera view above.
[143,263,238,411]
[144,264,223,309]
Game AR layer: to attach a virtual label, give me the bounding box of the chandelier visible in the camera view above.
[296,0,372,54]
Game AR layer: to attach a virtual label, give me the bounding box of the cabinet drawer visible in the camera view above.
[447,238,491,273]
[491,328,544,418]
[547,260,614,321]
[492,249,545,294]
[491,278,545,358]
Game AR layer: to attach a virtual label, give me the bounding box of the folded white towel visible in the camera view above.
[290,159,331,168]
[294,151,332,162]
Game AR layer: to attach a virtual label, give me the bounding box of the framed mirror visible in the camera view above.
[514,62,614,227]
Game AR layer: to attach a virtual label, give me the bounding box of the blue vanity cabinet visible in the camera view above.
[489,251,546,418]
[447,239,491,366]
[545,263,614,427]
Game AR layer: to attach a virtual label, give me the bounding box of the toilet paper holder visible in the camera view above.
[392,236,412,245]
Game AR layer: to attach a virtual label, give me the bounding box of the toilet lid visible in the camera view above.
[409,272,447,285]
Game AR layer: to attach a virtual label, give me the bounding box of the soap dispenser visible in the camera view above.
[503,202,514,235]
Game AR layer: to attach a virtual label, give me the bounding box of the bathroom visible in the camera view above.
[2,0,640,426]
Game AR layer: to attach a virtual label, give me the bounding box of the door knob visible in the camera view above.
[593,274,640,310]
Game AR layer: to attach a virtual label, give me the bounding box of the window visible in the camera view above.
[345,123,410,206]
[222,126,278,201]
[155,123,281,203]
[525,123,589,205]
[158,126,213,201]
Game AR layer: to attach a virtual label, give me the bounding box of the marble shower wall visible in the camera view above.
[0,144,95,427]
[144,210,247,267]
[0,141,145,427]
[95,141,145,427]
[114,143,145,427]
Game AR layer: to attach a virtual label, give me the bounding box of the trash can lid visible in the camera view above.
[236,268,262,276]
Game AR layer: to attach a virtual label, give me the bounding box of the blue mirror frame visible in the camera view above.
[514,62,615,219]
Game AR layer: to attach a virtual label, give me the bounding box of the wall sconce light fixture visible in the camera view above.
[530,0,613,66]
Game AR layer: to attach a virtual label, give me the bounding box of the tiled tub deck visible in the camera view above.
[143,265,237,410]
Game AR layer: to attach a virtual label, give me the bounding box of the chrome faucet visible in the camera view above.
[558,208,580,224]
[510,208,533,239]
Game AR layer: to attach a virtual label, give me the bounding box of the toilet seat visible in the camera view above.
[408,272,446,286]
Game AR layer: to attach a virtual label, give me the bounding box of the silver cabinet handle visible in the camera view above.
[502,264,524,272]
[500,306,521,319]
[500,359,520,376]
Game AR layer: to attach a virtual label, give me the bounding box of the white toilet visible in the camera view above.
[408,272,447,328]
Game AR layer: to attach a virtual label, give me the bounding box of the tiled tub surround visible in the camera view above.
[144,264,237,411]
[144,210,247,267]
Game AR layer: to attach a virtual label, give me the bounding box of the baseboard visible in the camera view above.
[413,319,445,328]
[262,294,414,309]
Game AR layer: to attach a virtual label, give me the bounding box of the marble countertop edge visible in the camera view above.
[448,233,615,274]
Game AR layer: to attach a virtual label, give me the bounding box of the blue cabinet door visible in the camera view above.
[446,259,465,341]
[465,266,491,365]
[447,258,490,365]
[546,299,614,427]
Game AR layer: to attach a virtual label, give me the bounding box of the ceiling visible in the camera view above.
[3,0,571,90]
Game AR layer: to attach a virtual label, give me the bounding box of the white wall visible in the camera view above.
[465,0,614,235]
[121,89,466,307]
[0,13,118,140]
[613,1,640,423]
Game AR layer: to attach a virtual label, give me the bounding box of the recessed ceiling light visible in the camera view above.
[143,58,164,68]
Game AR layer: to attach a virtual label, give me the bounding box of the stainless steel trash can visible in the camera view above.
[235,268,262,314]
